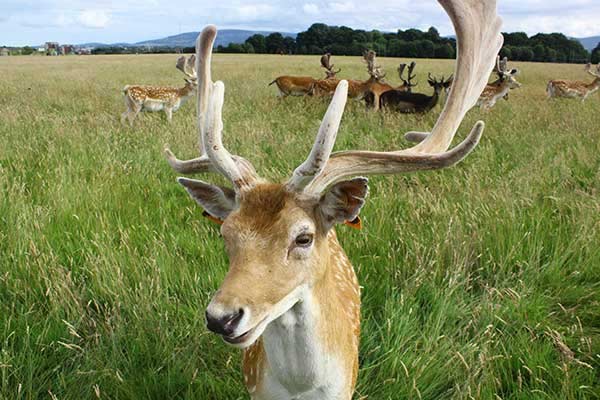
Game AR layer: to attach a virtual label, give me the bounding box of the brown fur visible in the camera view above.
[212,183,361,397]
[269,76,316,97]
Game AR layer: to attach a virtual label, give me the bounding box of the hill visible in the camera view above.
[574,36,600,51]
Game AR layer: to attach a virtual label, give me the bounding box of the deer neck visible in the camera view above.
[425,89,441,110]
[178,84,195,99]
[587,77,600,91]
[253,229,360,397]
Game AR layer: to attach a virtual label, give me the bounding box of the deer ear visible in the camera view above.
[177,178,236,221]
[318,177,369,229]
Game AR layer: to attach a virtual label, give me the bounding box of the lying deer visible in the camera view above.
[547,63,600,101]
[397,61,418,92]
[379,73,453,113]
[477,56,521,110]
[121,55,197,125]
[364,60,419,107]
[164,0,502,396]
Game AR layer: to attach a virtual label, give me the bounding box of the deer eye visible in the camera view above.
[295,233,313,248]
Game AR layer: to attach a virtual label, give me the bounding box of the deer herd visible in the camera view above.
[119,26,600,126]
[114,0,597,398]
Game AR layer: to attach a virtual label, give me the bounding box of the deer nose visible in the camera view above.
[205,308,245,336]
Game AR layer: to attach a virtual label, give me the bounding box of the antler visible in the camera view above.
[321,53,341,78]
[321,53,332,70]
[176,54,198,80]
[494,55,509,78]
[585,63,600,78]
[364,50,385,80]
[287,0,503,195]
[398,63,407,83]
[164,26,257,191]
[407,61,417,86]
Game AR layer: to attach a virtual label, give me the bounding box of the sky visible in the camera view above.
[1,0,599,46]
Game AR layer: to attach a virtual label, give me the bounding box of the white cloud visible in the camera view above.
[232,4,276,21]
[303,3,319,14]
[329,2,354,13]
[78,10,110,29]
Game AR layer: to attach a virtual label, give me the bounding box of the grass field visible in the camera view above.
[1,53,599,399]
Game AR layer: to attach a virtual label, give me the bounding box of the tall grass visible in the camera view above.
[0,54,598,399]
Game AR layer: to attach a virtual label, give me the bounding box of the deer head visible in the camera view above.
[176,54,198,86]
[399,61,418,90]
[427,72,454,96]
[321,53,341,79]
[585,62,600,79]
[494,56,521,89]
[165,0,503,350]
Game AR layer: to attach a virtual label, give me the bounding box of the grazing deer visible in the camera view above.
[121,55,197,125]
[379,73,454,113]
[164,0,502,397]
[547,63,600,101]
[268,57,328,97]
[477,56,521,110]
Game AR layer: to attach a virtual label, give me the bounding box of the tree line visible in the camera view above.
[217,23,595,64]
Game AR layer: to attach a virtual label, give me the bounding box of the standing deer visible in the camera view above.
[311,53,344,96]
[121,55,197,125]
[477,56,521,110]
[547,63,600,101]
[164,0,502,397]
[379,73,454,113]
[353,50,394,110]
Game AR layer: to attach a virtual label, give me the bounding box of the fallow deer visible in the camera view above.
[379,73,454,113]
[477,56,521,110]
[164,0,502,397]
[397,61,418,92]
[363,61,419,106]
[547,63,600,101]
[353,50,394,110]
[121,55,197,125]
[310,54,344,96]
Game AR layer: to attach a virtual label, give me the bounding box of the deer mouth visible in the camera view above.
[222,315,269,346]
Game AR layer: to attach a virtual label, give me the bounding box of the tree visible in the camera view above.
[592,42,600,64]
[266,33,285,54]
[245,34,266,53]
[434,43,455,59]
[21,46,35,55]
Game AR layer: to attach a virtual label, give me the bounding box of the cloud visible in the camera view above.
[1,0,599,46]
[78,10,110,29]
[303,3,319,14]
[329,2,354,13]
[232,4,276,21]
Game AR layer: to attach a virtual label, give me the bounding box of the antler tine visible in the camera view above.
[398,63,407,83]
[175,55,197,79]
[293,0,502,195]
[286,81,349,192]
[408,61,417,82]
[186,54,197,78]
[164,25,257,190]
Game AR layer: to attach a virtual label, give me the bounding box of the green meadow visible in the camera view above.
[0,53,599,399]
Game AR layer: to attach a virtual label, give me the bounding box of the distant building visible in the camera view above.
[76,47,92,55]
[59,44,75,55]
[0,47,9,56]
[45,42,59,56]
